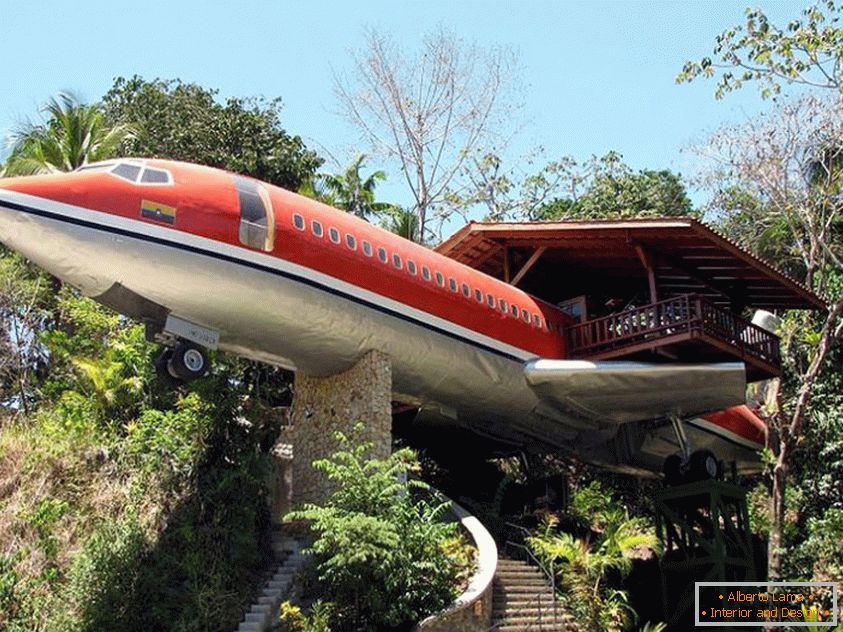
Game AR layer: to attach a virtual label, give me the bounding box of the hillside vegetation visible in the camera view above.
[0,252,291,631]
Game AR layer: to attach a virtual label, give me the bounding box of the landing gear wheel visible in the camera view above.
[155,349,182,387]
[689,449,719,482]
[168,342,209,382]
[663,454,684,486]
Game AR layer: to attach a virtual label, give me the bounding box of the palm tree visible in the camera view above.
[299,154,392,220]
[527,512,661,632]
[381,206,421,243]
[3,92,134,176]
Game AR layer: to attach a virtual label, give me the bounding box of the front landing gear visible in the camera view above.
[155,340,209,386]
[663,415,721,485]
[663,449,721,485]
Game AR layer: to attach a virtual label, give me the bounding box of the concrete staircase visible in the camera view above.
[491,558,577,631]
[234,532,305,632]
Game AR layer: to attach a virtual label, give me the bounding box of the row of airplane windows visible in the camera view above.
[292,213,560,334]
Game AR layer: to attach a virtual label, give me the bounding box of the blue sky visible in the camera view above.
[0,1,804,219]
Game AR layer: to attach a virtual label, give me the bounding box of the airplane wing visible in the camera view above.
[524,359,746,425]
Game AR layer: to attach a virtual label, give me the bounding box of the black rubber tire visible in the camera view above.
[155,349,182,387]
[663,454,684,486]
[168,342,209,381]
[689,449,719,481]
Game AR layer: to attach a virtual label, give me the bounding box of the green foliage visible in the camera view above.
[677,1,843,98]
[22,498,69,563]
[527,483,660,632]
[286,429,467,631]
[2,92,134,176]
[380,206,421,242]
[280,600,335,632]
[0,248,59,412]
[301,154,394,220]
[536,153,695,221]
[101,76,322,190]
[56,512,147,631]
[445,150,694,223]
[125,393,212,476]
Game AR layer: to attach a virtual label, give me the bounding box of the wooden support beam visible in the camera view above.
[503,246,511,283]
[634,244,659,303]
[510,247,547,286]
[658,251,738,300]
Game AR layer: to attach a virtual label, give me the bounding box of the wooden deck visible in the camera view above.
[567,294,781,381]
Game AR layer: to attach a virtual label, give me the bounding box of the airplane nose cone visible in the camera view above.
[0,171,83,202]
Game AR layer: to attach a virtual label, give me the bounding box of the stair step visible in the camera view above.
[496,577,549,586]
[492,623,577,632]
[494,582,553,594]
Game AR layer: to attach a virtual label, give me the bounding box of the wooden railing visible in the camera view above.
[567,294,781,367]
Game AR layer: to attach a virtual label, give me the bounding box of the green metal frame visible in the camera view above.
[654,480,757,630]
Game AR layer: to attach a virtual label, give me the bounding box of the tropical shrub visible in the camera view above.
[285,428,471,631]
[527,483,660,632]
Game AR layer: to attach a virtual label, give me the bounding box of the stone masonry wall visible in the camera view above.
[289,350,392,508]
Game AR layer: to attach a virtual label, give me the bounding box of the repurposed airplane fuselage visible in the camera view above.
[0,159,766,475]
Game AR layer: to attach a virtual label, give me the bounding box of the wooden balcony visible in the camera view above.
[567,294,781,382]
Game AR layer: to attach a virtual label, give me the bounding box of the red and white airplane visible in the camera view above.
[0,158,767,479]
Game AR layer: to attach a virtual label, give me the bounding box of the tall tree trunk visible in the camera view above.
[768,454,788,581]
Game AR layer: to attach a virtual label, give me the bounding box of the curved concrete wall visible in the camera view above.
[413,499,498,632]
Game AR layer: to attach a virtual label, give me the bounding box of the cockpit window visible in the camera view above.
[234,175,275,252]
[140,168,171,184]
[78,160,173,185]
[111,163,142,182]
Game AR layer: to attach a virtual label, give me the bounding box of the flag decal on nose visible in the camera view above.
[140,199,176,225]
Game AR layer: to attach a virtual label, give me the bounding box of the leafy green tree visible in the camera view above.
[694,94,843,581]
[677,1,843,98]
[536,153,694,221]
[2,92,134,176]
[446,151,693,223]
[286,429,467,631]
[444,150,576,222]
[100,76,322,190]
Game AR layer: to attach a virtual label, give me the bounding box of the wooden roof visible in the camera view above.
[436,218,825,310]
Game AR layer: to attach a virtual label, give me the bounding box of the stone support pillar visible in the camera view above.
[288,350,392,507]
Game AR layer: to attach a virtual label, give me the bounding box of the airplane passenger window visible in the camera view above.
[393,254,402,269]
[475,289,483,303]
[293,214,305,230]
[462,283,470,297]
[500,299,508,313]
[511,304,519,317]
[448,278,457,292]
[346,234,356,250]
[312,220,323,237]
[329,227,341,244]
[111,163,142,183]
[362,240,373,256]
[533,314,542,328]
[407,260,417,275]
[378,247,388,263]
[487,294,495,308]
[140,168,171,184]
[522,309,530,323]
[422,266,431,281]
[435,272,445,287]
[234,175,275,251]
